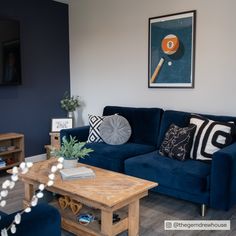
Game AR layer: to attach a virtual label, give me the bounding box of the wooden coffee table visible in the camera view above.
[20,159,158,236]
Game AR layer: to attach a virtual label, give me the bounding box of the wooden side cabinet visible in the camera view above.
[0,133,25,170]
[45,132,60,159]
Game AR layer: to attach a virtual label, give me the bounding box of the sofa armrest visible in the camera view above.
[60,126,90,143]
[210,142,236,210]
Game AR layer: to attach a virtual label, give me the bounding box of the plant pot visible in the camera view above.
[63,159,78,169]
[67,111,74,118]
[67,111,75,127]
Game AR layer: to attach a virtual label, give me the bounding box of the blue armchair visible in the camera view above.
[0,204,61,236]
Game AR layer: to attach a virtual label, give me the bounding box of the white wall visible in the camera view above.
[68,0,236,126]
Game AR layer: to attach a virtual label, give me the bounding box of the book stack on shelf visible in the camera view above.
[60,167,95,180]
[0,146,7,152]
[0,157,6,168]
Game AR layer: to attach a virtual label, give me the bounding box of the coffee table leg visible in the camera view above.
[23,182,34,207]
[101,209,113,236]
[128,199,140,236]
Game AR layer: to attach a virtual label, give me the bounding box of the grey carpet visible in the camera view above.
[0,174,235,236]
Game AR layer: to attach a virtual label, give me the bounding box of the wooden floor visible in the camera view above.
[1,173,236,236]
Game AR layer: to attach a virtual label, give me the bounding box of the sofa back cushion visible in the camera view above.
[157,110,236,149]
[103,106,163,146]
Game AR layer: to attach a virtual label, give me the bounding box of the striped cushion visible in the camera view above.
[190,114,235,161]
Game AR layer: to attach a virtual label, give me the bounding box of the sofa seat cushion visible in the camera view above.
[79,142,156,172]
[125,151,211,194]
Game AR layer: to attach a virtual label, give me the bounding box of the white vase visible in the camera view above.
[63,159,78,169]
[67,111,73,118]
[67,111,74,127]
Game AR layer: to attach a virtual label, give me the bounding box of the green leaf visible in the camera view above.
[52,135,93,160]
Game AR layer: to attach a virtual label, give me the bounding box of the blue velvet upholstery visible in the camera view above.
[80,142,156,172]
[0,211,7,218]
[154,185,210,205]
[157,110,236,148]
[60,106,236,211]
[125,151,211,195]
[210,142,236,210]
[61,106,163,173]
[61,126,90,142]
[157,110,191,148]
[103,106,163,146]
[0,204,61,236]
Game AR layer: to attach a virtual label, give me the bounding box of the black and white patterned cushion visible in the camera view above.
[190,114,235,161]
[87,114,105,143]
[159,124,196,161]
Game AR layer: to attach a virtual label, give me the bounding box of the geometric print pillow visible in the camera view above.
[87,114,105,143]
[159,123,196,161]
[190,114,236,161]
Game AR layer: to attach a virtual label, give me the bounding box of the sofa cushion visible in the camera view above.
[100,114,132,145]
[157,110,191,148]
[79,142,156,172]
[159,123,196,161]
[103,106,163,146]
[190,114,235,161]
[125,151,211,194]
[87,114,105,143]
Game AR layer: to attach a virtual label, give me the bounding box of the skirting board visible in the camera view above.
[26,153,47,163]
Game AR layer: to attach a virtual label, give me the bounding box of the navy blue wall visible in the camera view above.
[0,0,70,156]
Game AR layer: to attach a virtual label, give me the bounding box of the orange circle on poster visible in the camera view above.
[161,34,179,55]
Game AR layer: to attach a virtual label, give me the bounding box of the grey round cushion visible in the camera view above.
[100,115,132,145]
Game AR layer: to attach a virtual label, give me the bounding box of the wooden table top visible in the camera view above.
[20,158,158,208]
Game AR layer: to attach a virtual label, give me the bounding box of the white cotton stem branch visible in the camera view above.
[0,159,64,235]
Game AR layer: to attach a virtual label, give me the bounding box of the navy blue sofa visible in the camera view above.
[61,106,236,214]
[0,204,61,235]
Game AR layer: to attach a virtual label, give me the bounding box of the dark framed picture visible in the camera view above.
[2,39,21,85]
[148,10,196,88]
[51,118,73,132]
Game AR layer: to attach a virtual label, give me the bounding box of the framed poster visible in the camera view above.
[51,118,73,132]
[148,10,196,88]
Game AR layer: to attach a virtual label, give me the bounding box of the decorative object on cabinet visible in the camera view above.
[51,118,73,132]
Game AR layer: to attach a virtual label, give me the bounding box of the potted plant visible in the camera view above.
[60,91,80,118]
[52,136,93,169]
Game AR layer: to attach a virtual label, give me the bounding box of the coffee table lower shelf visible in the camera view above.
[50,201,129,236]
